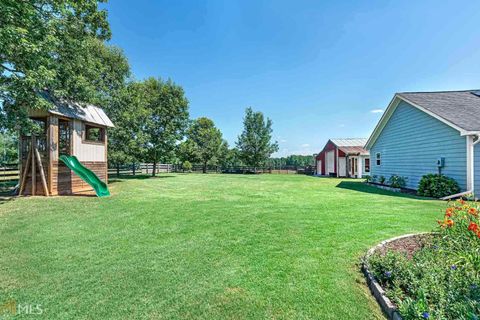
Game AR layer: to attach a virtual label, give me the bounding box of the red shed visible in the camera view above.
[315,138,370,178]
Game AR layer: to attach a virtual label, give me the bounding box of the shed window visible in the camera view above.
[376,153,381,166]
[85,125,105,143]
[58,119,71,155]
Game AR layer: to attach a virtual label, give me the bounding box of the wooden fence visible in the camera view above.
[108,164,174,177]
[0,163,315,185]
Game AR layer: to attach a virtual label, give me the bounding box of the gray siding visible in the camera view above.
[370,101,467,191]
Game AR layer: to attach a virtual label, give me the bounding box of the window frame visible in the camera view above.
[83,123,105,145]
[58,118,72,156]
[375,152,381,166]
[364,158,370,173]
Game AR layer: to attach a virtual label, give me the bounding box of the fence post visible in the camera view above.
[132,163,136,176]
[116,163,120,178]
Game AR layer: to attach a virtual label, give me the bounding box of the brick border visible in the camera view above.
[362,233,430,320]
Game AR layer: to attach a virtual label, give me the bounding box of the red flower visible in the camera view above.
[468,222,478,232]
[468,208,478,216]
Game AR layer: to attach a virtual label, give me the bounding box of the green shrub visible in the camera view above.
[371,175,378,183]
[388,175,407,188]
[417,174,460,198]
[365,175,372,183]
[182,161,193,172]
[367,200,480,319]
[379,175,386,185]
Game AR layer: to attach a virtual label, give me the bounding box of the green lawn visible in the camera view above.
[0,174,446,319]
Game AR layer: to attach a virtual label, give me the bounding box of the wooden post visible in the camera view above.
[48,116,58,195]
[31,136,36,196]
[34,147,49,196]
[19,148,32,196]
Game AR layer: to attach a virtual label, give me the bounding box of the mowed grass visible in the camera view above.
[0,174,446,319]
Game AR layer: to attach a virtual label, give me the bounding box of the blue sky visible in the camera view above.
[104,0,480,157]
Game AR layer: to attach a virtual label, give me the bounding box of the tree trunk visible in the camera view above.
[152,160,157,177]
[116,163,120,178]
[203,161,207,174]
[132,163,136,176]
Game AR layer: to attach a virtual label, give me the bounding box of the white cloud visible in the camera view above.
[339,124,345,128]
[370,109,384,114]
[301,143,310,148]
[280,139,287,143]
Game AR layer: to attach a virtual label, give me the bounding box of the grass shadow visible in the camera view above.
[336,181,432,200]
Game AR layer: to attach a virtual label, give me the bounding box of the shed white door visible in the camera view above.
[326,151,335,175]
[316,160,322,175]
[338,157,346,177]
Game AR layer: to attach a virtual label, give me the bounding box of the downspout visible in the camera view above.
[472,135,480,197]
[444,134,480,200]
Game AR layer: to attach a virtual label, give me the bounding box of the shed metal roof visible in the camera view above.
[330,138,368,147]
[40,92,114,127]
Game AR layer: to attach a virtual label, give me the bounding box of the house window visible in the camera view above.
[376,153,381,166]
[365,158,370,172]
[85,125,105,143]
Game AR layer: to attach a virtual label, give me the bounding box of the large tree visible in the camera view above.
[181,117,223,173]
[143,78,189,176]
[236,107,278,170]
[217,142,243,168]
[106,82,149,170]
[0,0,130,131]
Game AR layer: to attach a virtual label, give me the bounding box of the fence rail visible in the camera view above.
[0,163,315,184]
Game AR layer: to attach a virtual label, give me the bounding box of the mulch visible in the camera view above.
[376,234,433,259]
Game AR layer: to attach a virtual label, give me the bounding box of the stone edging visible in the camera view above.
[362,233,430,320]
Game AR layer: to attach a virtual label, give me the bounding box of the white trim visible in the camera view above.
[336,149,339,177]
[440,190,473,201]
[365,94,475,150]
[467,135,474,192]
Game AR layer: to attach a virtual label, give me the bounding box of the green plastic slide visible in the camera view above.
[59,155,110,197]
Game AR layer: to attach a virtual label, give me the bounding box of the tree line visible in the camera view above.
[0,0,282,173]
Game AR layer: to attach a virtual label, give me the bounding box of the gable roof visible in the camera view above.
[319,138,369,156]
[338,146,369,156]
[365,90,480,150]
[39,92,114,127]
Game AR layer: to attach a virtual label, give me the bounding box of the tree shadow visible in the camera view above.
[0,196,14,205]
[108,174,176,184]
[336,181,433,200]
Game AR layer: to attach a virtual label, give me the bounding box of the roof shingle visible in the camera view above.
[397,90,480,132]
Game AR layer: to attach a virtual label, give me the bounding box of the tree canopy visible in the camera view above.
[179,117,223,173]
[106,82,150,166]
[0,0,130,130]
[267,155,315,168]
[142,78,189,175]
[236,107,278,169]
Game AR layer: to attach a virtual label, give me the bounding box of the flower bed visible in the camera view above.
[364,199,480,319]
